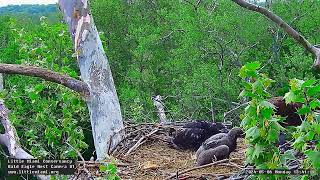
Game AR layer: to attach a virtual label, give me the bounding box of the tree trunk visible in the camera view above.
[58,0,124,160]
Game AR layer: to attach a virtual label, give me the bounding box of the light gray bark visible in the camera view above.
[0,73,3,90]
[152,95,167,124]
[58,0,124,160]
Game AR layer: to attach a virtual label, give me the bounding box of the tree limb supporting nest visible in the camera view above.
[232,0,320,68]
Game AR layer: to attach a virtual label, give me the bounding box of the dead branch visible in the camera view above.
[0,99,50,180]
[0,63,89,95]
[218,162,244,169]
[223,102,249,121]
[231,0,320,68]
[152,95,167,124]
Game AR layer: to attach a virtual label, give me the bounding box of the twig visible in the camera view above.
[65,142,85,162]
[109,127,151,154]
[165,158,241,180]
[223,102,249,121]
[107,135,112,155]
[200,172,235,178]
[76,161,129,167]
[218,162,244,169]
[125,129,159,156]
[66,142,93,180]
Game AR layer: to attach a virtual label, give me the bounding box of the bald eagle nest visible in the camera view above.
[72,121,247,180]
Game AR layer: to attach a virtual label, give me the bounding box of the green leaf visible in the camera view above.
[305,131,315,141]
[241,116,255,127]
[310,100,320,109]
[284,91,295,104]
[300,121,311,131]
[245,61,261,71]
[267,128,279,142]
[261,108,273,119]
[15,98,23,106]
[99,165,107,172]
[239,66,247,78]
[284,91,304,104]
[314,123,320,135]
[289,79,304,92]
[252,81,263,94]
[307,85,320,96]
[262,78,275,88]
[241,82,252,90]
[246,126,260,140]
[245,146,255,164]
[34,84,45,92]
[302,79,317,88]
[260,100,275,109]
[297,105,311,115]
[269,121,284,131]
[28,91,39,101]
[107,163,117,174]
[305,150,320,170]
[292,136,305,150]
[252,143,264,158]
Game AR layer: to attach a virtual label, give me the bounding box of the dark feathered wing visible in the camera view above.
[172,128,206,150]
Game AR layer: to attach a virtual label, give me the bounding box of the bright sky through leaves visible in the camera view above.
[0,0,57,7]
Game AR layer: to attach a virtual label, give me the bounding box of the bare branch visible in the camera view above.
[0,63,89,95]
[231,0,320,67]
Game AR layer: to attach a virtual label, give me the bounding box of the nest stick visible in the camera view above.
[125,129,159,156]
[165,158,241,180]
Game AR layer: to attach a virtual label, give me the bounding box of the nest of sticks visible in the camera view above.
[73,121,247,180]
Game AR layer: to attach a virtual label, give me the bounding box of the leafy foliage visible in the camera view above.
[241,62,320,179]
[1,0,320,178]
[90,0,320,123]
[98,163,121,180]
[240,62,287,179]
[0,17,89,159]
[284,78,320,174]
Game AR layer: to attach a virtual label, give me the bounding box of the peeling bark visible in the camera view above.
[0,63,89,95]
[58,0,124,160]
[0,99,50,180]
[232,0,320,68]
